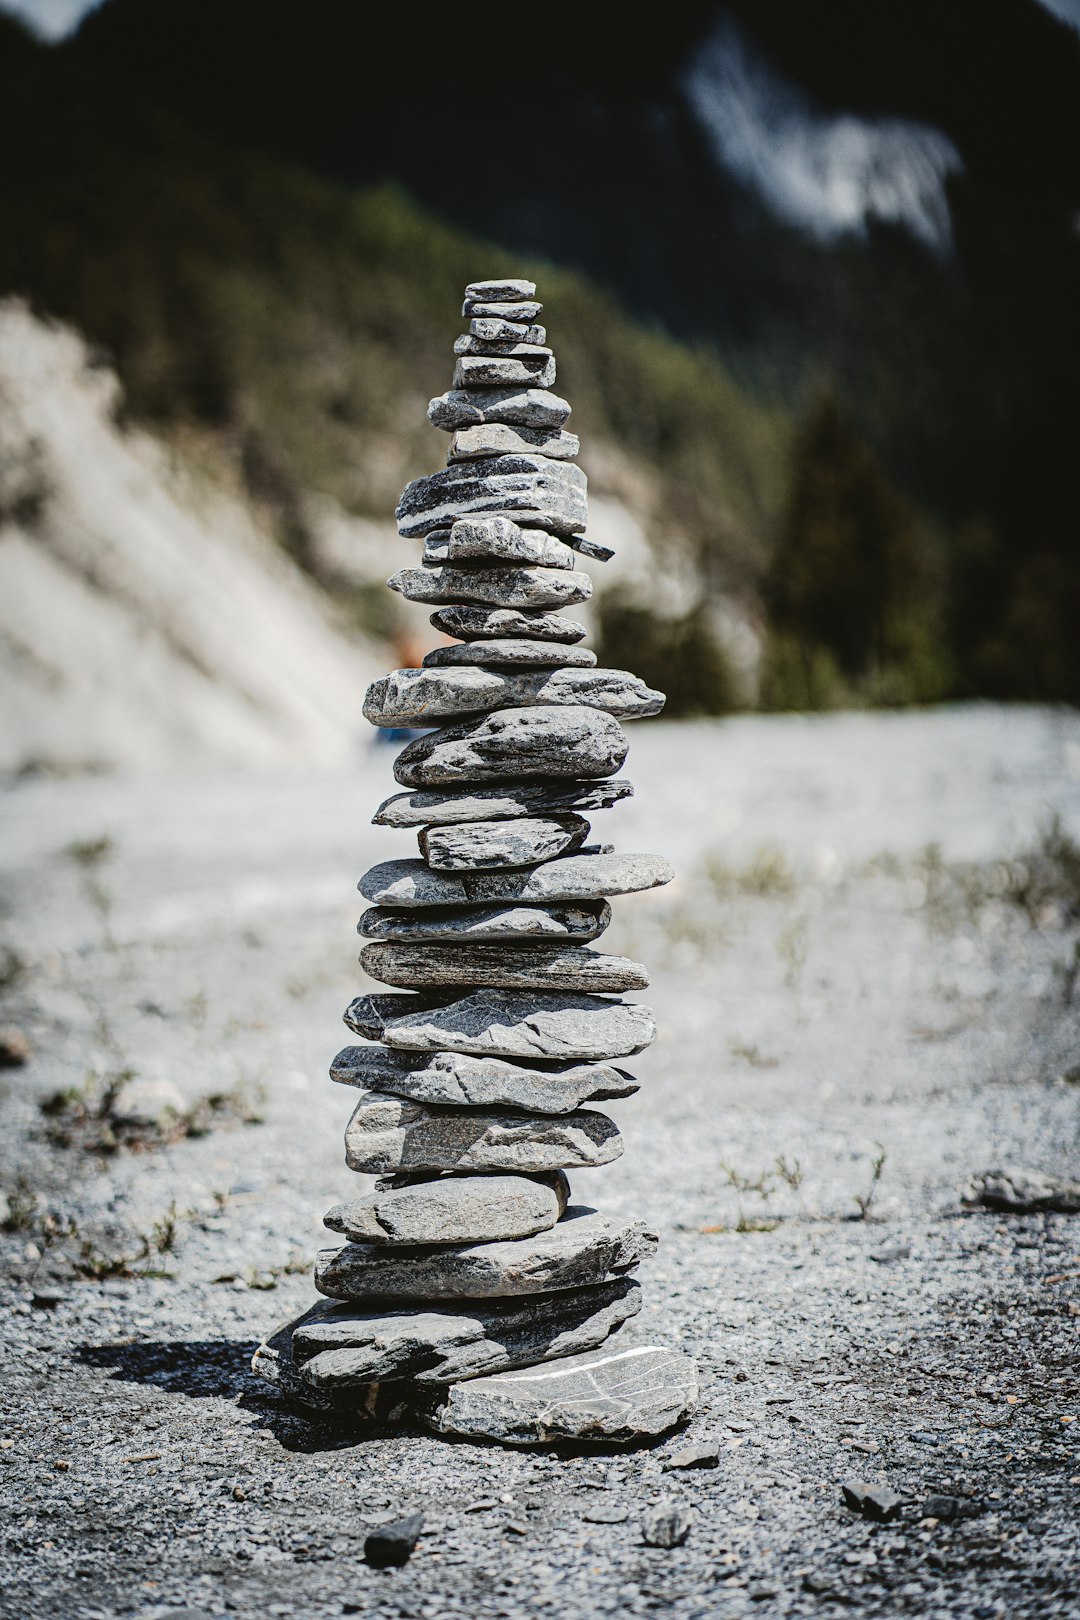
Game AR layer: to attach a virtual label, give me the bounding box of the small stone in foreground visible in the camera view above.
[663,1439,721,1471]
[842,1481,904,1521]
[642,1500,694,1548]
[962,1166,1080,1214]
[365,1513,424,1568]
[427,1342,698,1446]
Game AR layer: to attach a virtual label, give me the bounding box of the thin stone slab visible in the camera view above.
[430,605,587,643]
[453,355,556,390]
[329,1046,637,1112]
[396,456,587,538]
[323,1169,570,1245]
[251,1309,411,1424]
[464,278,537,302]
[452,516,579,567]
[419,814,590,870]
[462,300,543,322]
[360,942,650,994]
[374,779,632,827]
[469,318,546,343]
[315,1208,655,1302]
[424,523,578,571]
[344,990,461,1041]
[342,1087,622,1174]
[293,1278,641,1388]
[423,639,596,669]
[390,565,591,611]
[359,900,612,945]
[449,425,580,464]
[363,665,661,727]
[358,852,674,907]
[567,534,615,564]
[375,989,657,1062]
[428,388,571,432]
[392,706,628,788]
[427,1343,699,1446]
[453,336,552,359]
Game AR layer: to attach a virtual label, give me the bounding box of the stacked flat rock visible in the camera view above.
[253,277,697,1445]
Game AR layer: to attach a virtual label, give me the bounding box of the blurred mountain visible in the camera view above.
[58,0,1080,704]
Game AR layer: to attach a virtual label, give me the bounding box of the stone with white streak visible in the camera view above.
[461,300,542,322]
[427,1342,698,1446]
[449,423,579,462]
[397,455,587,538]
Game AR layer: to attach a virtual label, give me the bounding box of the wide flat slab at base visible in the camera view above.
[426,1342,699,1447]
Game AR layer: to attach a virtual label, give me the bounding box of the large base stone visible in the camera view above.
[291,1278,641,1387]
[315,1207,656,1302]
[426,1342,698,1446]
[250,1310,411,1424]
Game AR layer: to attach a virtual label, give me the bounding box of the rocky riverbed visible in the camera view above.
[1,705,1078,1620]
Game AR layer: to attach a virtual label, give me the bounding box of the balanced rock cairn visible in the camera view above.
[253,278,699,1446]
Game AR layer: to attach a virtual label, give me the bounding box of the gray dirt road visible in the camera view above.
[1,704,1078,1620]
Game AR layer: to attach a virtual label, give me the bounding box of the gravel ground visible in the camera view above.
[1,704,1078,1620]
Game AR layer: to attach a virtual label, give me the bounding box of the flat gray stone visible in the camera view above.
[641,1500,695,1548]
[251,1309,411,1423]
[324,1169,570,1245]
[393,706,628,788]
[464,278,537,303]
[374,779,632,828]
[461,300,543,322]
[469,318,546,343]
[363,665,662,727]
[567,534,615,564]
[427,1342,699,1446]
[358,900,612,945]
[453,336,552,359]
[423,639,596,669]
[428,388,571,432]
[389,565,591,611]
[962,1166,1080,1214]
[342,1087,622,1174]
[450,425,579,463]
[430,605,586,642]
[344,990,461,1040]
[330,1045,638,1112]
[445,516,580,568]
[453,355,556,389]
[315,1207,655,1302]
[293,1278,640,1388]
[376,988,657,1062]
[396,456,586,538]
[420,814,590,870]
[360,942,649,995]
[358,851,673,907]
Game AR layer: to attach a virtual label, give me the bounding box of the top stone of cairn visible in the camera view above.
[464,278,537,303]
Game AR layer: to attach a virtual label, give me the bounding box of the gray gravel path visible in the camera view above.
[1,706,1078,1620]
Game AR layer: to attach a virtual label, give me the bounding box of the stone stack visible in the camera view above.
[253,278,698,1445]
